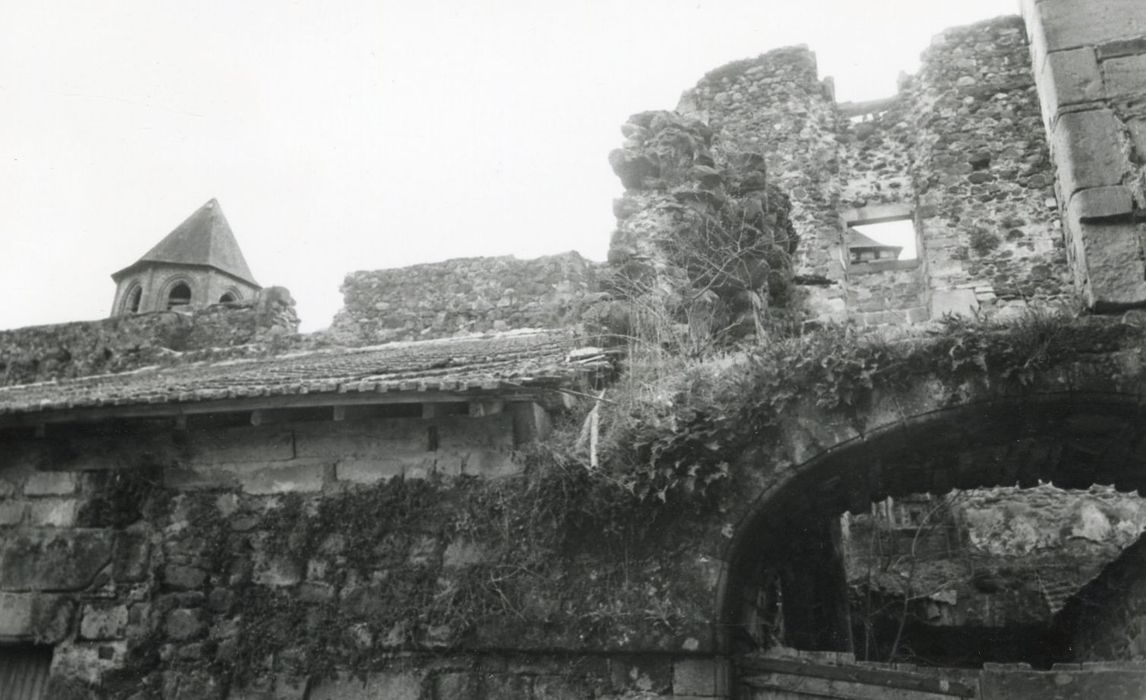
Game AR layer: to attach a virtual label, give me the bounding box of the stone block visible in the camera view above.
[80,603,129,640]
[0,592,35,639]
[112,531,151,582]
[23,471,77,496]
[335,458,405,484]
[433,672,477,700]
[238,462,329,495]
[457,450,522,478]
[0,500,26,526]
[163,467,240,491]
[26,498,78,527]
[188,426,295,466]
[163,564,207,590]
[437,413,515,452]
[1102,53,1146,98]
[673,658,723,696]
[930,288,979,319]
[295,418,428,461]
[165,608,205,641]
[1097,35,1146,60]
[1042,47,1103,115]
[33,595,73,644]
[309,671,424,700]
[1075,219,1146,306]
[1070,185,1135,220]
[1034,0,1146,54]
[51,641,127,686]
[0,529,113,591]
[1051,109,1129,196]
[1128,118,1146,163]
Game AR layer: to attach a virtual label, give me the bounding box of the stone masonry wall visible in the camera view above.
[671,17,1070,326]
[909,17,1070,320]
[329,252,602,345]
[677,47,849,321]
[0,288,300,387]
[1023,0,1146,310]
[0,406,727,699]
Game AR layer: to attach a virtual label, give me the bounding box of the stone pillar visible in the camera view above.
[1023,0,1146,309]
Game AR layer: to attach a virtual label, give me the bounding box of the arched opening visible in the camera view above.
[122,284,142,314]
[722,395,1146,695]
[218,291,238,304]
[166,282,192,310]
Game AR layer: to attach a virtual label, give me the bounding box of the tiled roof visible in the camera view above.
[0,329,603,417]
[113,199,259,286]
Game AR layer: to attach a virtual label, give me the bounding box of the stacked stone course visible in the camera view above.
[329,252,602,344]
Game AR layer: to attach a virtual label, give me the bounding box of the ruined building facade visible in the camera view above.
[2,1,1146,699]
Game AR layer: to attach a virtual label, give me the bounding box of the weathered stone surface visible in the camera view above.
[163,564,207,591]
[930,289,979,319]
[112,531,151,582]
[1034,0,1146,53]
[23,471,77,496]
[1042,47,1103,114]
[1102,53,1146,98]
[165,608,205,641]
[330,252,600,344]
[1052,109,1128,196]
[237,461,328,495]
[0,529,113,591]
[25,498,78,527]
[0,500,26,526]
[335,458,406,484]
[309,671,424,700]
[1071,185,1135,220]
[1075,219,1146,306]
[80,603,129,640]
[0,592,34,639]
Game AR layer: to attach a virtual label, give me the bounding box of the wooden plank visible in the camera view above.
[738,657,976,698]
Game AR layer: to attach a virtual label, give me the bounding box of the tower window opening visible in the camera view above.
[167,283,192,310]
[124,285,142,314]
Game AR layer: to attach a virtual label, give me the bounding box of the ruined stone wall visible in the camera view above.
[677,47,849,321]
[329,252,601,345]
[0,406,727,699]
[909,17,1069,320]
[669,17,1069,326]
[842,485,1146,633]
[1023,0,1146,310]
[0,288,300,387]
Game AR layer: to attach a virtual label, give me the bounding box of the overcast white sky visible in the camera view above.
[0,0,1018,332]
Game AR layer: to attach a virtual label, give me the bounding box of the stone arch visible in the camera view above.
[714,371,1146,687]
[120,281,143,314]
[161,277,194,310]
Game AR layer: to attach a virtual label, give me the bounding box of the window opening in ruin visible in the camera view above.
[219,291,237,304]
[167,282,192,310]
[0,645,52,700]
[124,284,142,314]
[848,219,917,264]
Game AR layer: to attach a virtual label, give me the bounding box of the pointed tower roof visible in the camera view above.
[113,199,259,285]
